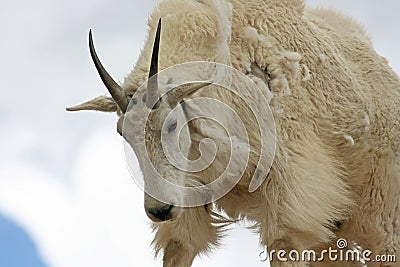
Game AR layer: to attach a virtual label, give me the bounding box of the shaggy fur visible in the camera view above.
[69,0,400,266]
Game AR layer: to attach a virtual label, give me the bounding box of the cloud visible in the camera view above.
[0,0,158,180]
[0,132,156,267]
[0,131,267,267]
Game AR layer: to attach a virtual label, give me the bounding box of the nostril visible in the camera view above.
[147,205,174,222]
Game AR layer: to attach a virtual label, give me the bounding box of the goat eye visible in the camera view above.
[127,97,137,111]
[168,120,177,133]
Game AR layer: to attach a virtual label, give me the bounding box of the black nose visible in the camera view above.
[147,205,174,222]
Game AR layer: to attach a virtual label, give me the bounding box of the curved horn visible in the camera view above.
[89,30,128,113]
[147,19,162,109]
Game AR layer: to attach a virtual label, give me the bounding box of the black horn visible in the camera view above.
[89,30,128,113]
[147,19,162,109]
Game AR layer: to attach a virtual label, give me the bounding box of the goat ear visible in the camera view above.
[182,81,213,98]
[66,96,118,113]
[169,81,213,106]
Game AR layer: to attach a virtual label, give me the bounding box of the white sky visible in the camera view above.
[0,0,399,266]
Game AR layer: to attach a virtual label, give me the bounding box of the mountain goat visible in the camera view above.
[67,0,400,266]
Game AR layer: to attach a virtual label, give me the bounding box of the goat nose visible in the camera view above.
[146,205,174,222]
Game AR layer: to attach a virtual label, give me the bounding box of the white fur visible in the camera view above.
[68,0,400,266]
